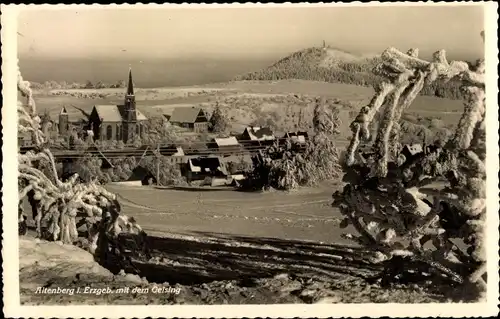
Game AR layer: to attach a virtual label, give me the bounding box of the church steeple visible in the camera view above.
[126,67,134,96]
[124,67,136,110]
[123,67,137,120]
[123,67,137,144]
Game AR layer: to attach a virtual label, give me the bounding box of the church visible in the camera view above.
[88,68,148,144]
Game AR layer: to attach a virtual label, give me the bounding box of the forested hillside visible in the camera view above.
[235,47,469,100]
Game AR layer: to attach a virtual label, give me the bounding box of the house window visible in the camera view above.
[116,125,121,140]
[136,124,140,136]
[106,125,113,140]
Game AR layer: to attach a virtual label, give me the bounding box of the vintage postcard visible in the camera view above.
[2,2,499,318]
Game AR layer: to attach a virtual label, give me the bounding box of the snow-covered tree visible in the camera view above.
[17,69,145,262]
[335,46,486,300]
[209,103,230,134]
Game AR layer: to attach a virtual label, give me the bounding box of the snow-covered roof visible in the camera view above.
[94,105,123,122]
[170,107,207,124]
[214,136,240,147]
[93,105,148,122]
[244,126,275,141]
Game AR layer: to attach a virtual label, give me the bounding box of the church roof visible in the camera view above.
[169,107,206,124]
[136,109,148,121]
[94,104,148,122]
[116,104,148,121]
[94,105,123,122]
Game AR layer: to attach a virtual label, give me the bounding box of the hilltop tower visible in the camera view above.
[122,67,137,143]
[58,106,69,136]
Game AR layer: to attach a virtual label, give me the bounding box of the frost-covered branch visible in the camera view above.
[334,45,487,300]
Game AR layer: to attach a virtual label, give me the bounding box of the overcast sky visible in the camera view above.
[18,5,485,60]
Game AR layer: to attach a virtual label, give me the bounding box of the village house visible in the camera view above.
[159,144,185,165]
[240,126,275,142]
[183,156,229,183]
[208,136,242,154]
[87,68,148,143]
[136,144,186,166]
[168,107,209,133]
[239,126,276,150]
[283,131,309,144]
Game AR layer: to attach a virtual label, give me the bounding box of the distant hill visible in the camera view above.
[235,47,466,100]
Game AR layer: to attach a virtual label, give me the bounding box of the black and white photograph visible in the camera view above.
[2,2,499,318]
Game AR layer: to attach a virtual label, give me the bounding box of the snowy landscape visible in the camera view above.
[12,4,492,308]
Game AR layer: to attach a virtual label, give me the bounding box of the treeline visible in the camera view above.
[235,47,469,100]
[29,80,127,90]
